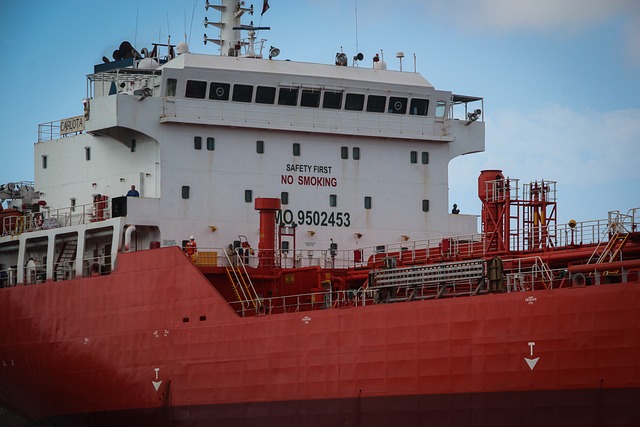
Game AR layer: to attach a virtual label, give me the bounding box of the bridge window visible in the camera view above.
[301,89,320,107]
[256,86,276,104]
[345,93,364,111]
[389,97,407,114]
[165,78,177,97]
[323,91,343,109]
[366,95,386,113]
[232,84,253,102]
[410,98,429,116]
[278,88,299,106]
[435,100,446,118]
[209,82,230,100]
[185,80,207,99]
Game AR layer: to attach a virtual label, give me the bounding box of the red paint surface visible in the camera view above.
[1,247,639,425]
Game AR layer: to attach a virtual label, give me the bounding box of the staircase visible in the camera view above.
[224,250,261,310]
[55,241,77,281]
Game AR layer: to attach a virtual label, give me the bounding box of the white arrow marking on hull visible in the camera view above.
[152,380,162,391]
[525,357,540,370]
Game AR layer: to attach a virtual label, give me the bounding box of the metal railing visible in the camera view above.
[1,200,112,237]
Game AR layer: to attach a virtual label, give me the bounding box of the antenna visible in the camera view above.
[354,0,359,56]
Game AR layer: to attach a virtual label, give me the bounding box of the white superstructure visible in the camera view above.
[31,0,484,257]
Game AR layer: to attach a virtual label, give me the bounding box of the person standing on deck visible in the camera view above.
[186,235,198,263]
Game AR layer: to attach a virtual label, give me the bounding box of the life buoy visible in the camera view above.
[572,273,586,287]
[34,213,44,228]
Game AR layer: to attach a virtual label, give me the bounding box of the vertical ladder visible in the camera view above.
[55,241,77,281]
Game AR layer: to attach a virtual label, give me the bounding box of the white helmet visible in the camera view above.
[190,235,194,240]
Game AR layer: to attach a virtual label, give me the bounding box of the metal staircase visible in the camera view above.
[224,250,261,310]
[588,210,634,265]
[55,240,77,281]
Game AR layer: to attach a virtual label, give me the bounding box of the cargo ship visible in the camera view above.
[1,1,639,426]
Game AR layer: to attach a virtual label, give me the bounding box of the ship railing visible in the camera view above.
[1,200,113,237]
[509,209,639,252]
[228,287,377,316]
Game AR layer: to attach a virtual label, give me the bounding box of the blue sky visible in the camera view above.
[1,0,638,225]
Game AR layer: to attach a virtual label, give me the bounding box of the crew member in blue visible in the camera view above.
[127,185,140,197]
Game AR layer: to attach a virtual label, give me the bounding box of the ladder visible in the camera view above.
[55,241,77,281]
[595,232,629,264]
[224,250,260,310]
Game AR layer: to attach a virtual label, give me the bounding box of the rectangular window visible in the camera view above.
[410,151,418,164]
[410,98,429,116]
[182,186,190,199]
[322,91,343,109]
[278,88,299,106]
[352,147,360,160]
[364,196,372,210]
[256,86,276,104]
[293,143,301,156]
[388,96,408,114]
[256,140,264,154]
[421,152,429,164]
[207,137,215,151]
[209,82,230,100]
[245,190,253,203]
[281,191,289,205]
[366,95,386,113]
[345,93,365,111]
[300,89,320,107]
[70,198,76,212]
[232,84,253,102]
[194,136,202,150]
[329,194,337,207]
[422,199,430,212]
[341,146,348,159]
[130,139,136,153]
[42,155,47,169]
[165,78,177,97]
[185,80,207,99]
[85,147,91,161]
[435,100,446,118]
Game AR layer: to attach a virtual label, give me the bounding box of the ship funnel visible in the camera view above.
[255,198,281,268]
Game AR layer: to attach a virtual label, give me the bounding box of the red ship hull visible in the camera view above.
[1,248,639,426]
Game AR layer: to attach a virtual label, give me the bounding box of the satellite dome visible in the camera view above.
[177,42,189,55]
[138,58,159,70]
